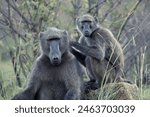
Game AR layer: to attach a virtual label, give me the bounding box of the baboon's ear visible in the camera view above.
[63,30,68,36]
[39,32,44,39]
[76,17,80,25]
[94,16,99,23]
[63,30,69,42]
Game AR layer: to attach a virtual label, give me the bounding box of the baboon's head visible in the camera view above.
[76,14,99,37]
[39,27,69,66]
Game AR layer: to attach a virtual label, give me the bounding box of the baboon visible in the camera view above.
[71,14,129,92]
[12,27,82,100]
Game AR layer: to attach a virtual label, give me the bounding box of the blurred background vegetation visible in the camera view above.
[0,0,150,99]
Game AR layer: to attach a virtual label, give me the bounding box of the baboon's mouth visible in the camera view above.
[51,60,61,66]
[84,32,90,37]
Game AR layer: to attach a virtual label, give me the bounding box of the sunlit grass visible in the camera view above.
[0,60,150,100]
[140,85,150,100]
[0,60,15,81]
[0,60,23,99]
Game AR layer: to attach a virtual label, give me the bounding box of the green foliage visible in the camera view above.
[0,0,150,100]
[0,61,23,99]
[141,86,150,99]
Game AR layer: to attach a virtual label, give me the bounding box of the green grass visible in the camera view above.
[0,60,15,80]
[0,60,23,99]
[140,85,150,100]
[0,60,150,100]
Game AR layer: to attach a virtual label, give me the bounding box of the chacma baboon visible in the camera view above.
[12,27,82,100]
[71,14,130,92]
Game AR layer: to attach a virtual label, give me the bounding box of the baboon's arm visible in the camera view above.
[12,76,40,100]
[12,86,35,100]
[70,45,86,66]
[71,42,105,61]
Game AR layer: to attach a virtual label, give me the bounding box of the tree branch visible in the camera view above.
[117,0,142,40]
[87,0,106,14]
[100,0,121,23]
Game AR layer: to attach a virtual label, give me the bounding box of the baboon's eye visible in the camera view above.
[81,25,84,29]
[47,38,60,41]
[89,25,92,29]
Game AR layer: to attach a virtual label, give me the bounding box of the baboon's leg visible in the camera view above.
[84,57,99,93]
[85,57,97,81]
[64,88,80,100]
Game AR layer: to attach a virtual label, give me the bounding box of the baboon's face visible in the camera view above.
[47,38,61,65]
[77,15,98,37]
[81,21,93,37]
[40,28,69,66]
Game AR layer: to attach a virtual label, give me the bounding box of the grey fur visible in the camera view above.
[12,27,82,100]
[72,14,128,92]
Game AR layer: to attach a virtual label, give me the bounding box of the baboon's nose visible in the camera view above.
[51,56,61,65]
[84,31,90,37]
[53,57,59,61]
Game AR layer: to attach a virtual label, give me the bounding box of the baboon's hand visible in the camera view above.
[84,80,99,93]
[71,42,102,60]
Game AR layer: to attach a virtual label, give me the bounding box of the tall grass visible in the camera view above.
[0,60,23,99]
[96,29,149,100]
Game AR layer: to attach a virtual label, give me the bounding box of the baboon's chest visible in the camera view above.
[41,62,74,82]
[37,63,74,100]
[36,80,66,100]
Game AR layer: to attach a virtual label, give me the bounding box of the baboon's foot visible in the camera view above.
[84,80,99,93]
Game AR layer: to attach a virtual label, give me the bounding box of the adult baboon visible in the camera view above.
[71,14,129,92]
[12,27,82,100]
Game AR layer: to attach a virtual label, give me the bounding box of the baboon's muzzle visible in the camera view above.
[84,30,91,37]
[49,41,61,66]
[51,55,61,65]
